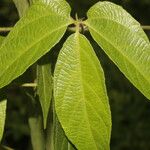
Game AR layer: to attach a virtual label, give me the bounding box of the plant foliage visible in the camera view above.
[0,0,149,149]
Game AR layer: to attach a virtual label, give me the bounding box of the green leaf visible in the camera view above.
[13,0,29,17]
[54,115,75,150]
[0,100,7,142]
[0,0,71,89]
[46,100,75,150]
[0,36,4,45]
[54,33,111,150]
[86,1,150,99]
[37,56,53,129]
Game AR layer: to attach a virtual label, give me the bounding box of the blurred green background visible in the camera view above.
[0,0,150,150]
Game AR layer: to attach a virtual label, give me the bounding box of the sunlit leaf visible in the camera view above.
[54,115,75,150]
[54,33,111,150]
[13,0,29,17]
[0,36,4,45]
[0,0,71,89]
[86,1,150,99]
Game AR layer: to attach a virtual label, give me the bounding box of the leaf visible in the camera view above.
[54,33,111,150]
[37,56,53,129]
[13,0,29,17]
[54,114,76,150]
[0,100,7,142]
[0,36,4,45]
[0,0,71,89]
[46,100,76,150]
[86,1,150,99]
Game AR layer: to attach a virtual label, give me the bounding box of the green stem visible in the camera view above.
[1,25,150,33]
[142,26,150,30]
[0,27,13,32]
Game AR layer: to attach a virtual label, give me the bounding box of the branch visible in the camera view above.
[0,25,150,33]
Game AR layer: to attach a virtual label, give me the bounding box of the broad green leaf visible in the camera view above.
[13,0,29,17]
[54,115,75,150]
[0,36,4,45]
[54,33,111,150]
[46,101,75,150]
[0,0,71,89]
[37,56,53,129]
[86,1,150,99]
[0,100,7,141]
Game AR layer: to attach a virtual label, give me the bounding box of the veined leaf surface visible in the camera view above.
[86,2,150,99]
[0,36,4,45]
[54,33,111,150]
[0,0,71,88]
[37,56,52,129]
[13,0,29,17]
[54,115,76,150]
[0,100,7,141]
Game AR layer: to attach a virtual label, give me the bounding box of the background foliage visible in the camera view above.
[0,0,150,149]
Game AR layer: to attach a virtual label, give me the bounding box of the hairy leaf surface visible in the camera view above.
[0,0,71,89]
[54,115,75,150]
[54,33,111,150]
[0,36,4,45]
[0,100,7,141]
[37,57,52,129]
[86,1,150,99]
[13,0,29,17]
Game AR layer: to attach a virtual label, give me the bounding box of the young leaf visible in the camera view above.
[0,0,71,89]
[86,2,150,99]
[13,0,29,17]
[37,56,53,129]
[54,33,111,150]
[0,100,7,142]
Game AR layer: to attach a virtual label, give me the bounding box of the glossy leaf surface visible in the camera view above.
[86,1,150,99]
[0,0,71,89]
[54,33,111,150]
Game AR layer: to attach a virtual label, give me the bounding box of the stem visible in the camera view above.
[0,27,13,32]
[1,25,150,33]
[141,26,150,30]
[21,83,37,87]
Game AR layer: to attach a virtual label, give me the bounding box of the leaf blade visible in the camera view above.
[86,1,150,99]
[54,33,111,150]
[37,56,53,129]
[0,1,71,89]
[0,36,4,45]
[0,100,7,142]
[13,0,29,17]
